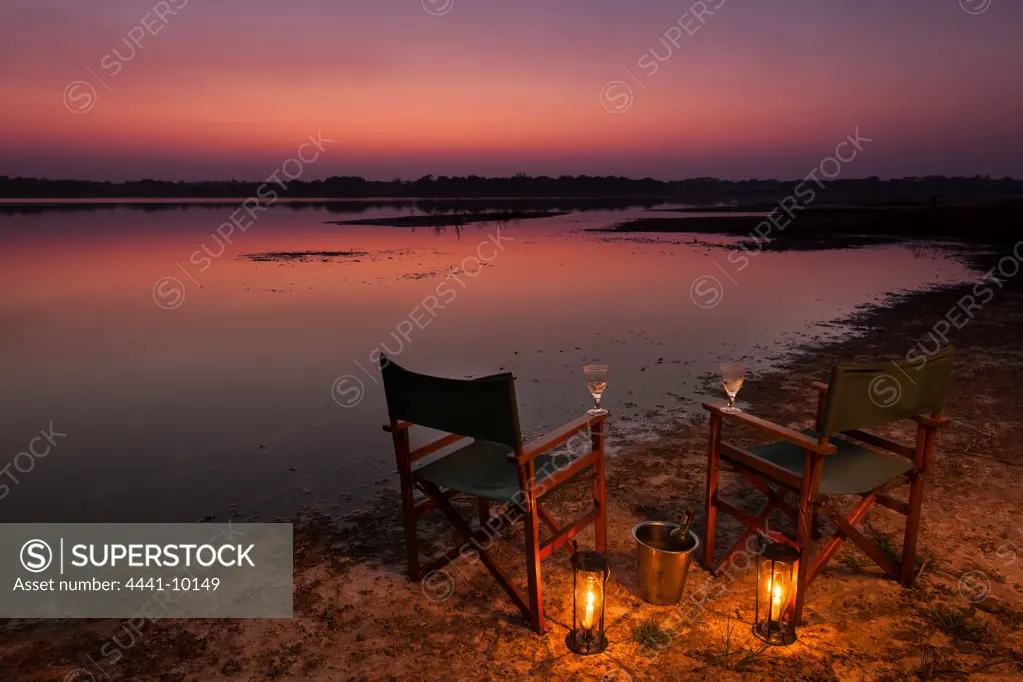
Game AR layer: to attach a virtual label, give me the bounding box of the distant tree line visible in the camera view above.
[1,173,1020,205]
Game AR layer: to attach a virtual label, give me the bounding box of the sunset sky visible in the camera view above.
[1,0,1021,181]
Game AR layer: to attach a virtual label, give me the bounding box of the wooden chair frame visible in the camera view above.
[384,412,608,634]
[701,382,947,625]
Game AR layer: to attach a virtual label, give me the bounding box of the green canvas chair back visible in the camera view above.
[379,354,523,450]
[820,345,955,436]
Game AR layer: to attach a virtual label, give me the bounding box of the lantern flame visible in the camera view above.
[770,582,784,621]
[582,587,596,630]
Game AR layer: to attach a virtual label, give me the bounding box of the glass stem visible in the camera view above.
[594,395,602,411]
[727,395,735,409]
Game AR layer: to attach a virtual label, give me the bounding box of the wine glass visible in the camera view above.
[720,363,746,414]
[583,364,609,416]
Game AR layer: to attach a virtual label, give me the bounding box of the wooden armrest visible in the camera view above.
[702,402,837,455]
[810,381,829,394]
[534,451,599,497]
[382,421,413,433]
[409,433,468,462]
[912,414,949,428]
[512,412,609,464]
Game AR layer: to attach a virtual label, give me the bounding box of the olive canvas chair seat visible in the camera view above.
[746,429,915,496]
[701,346,955,625]
[413,440,569,502]
[380,355,608,634]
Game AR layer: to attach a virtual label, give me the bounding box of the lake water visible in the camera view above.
[0,201,973,523]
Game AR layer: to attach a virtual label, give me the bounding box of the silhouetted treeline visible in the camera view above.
[0,197,667,216]
[1,174,1021,205]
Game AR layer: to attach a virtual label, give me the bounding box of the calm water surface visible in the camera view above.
[0,202,972,522]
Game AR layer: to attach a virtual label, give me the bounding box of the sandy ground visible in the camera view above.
[4,262,1023,681]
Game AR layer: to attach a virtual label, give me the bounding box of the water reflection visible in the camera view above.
[0,203,974,524]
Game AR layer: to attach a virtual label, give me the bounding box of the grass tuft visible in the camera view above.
[704,616,769,672]
[928,605,987,642]
[630,618,671,649]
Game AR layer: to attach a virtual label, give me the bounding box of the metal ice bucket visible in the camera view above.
[632,521,700,606]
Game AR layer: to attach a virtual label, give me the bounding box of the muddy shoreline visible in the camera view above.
[592,202,1023,252]
[4,246,1023,681]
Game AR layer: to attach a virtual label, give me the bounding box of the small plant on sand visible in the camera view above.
[319,609,338,632]
[532,648,558,677]
[928,605,987,642]
[704,616,769,672]
[912,638,959,681]
[867,522,899,561]
[837,550,867,569]
[630,618,671,650]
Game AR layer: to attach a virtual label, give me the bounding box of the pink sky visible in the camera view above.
[1,0,1021,181]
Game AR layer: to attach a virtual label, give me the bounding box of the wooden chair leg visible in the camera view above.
[811,511,824,541]
[401,474,423,581]
[519,461,546,634]
[792,501,814,626]
[478,498,491,528]
[702,414,722,571]
[792,449,823,626]
[900,471,925,585]
[591,420,608,554]
[901,423,934,585]
[393,427,422,581]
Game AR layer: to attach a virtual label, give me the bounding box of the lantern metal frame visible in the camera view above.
[566,543,610,655]
[753,534,799,646]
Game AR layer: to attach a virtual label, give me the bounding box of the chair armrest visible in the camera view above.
[534,450,600,498]
[409,433,468,462]
[382,421,413,433]
[511,412,609,464]
[912,414,949,428]
[702,402,837,455]
[810,381,829,394]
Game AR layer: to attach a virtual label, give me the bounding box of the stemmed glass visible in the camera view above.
[583,364,609,416]
[720,363,746,414]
